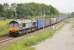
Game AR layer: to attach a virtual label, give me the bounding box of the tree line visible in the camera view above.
[0,3,59,18]
[70,12,74,18]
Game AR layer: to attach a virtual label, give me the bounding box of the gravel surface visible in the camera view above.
[35,24,74,50]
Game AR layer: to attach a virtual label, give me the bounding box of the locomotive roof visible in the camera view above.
[9,21,18,24]
[15,19,36,24]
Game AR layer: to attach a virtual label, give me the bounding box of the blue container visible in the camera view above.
[36,20,45,28]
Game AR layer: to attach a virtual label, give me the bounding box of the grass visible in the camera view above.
[1,45,35,50]
[23,29,54,46]
[72,24,74,28]
[0,20,9,26]
[71,23,74,29]
[0,19,13,36]
[69,18,74,29]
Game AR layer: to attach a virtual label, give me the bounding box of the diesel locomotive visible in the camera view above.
[9,19,37,37]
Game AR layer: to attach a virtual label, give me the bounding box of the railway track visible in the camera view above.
[0,37,13,44]
[0,35,14,44]
[0,38,14,48]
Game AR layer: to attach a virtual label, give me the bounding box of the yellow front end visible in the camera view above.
[9,27,19,32]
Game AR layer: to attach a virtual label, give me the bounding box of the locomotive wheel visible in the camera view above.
[9,32,19,37]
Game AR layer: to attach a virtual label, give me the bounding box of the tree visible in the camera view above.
[70,12,74,18]
[49,5,59,17]
[0,3,59,18]
[0,4,4,17]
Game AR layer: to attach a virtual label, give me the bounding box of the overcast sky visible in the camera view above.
[0,0,74,13]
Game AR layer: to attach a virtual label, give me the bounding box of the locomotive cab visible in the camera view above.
[8,19,37,37]
[9,21,19,37]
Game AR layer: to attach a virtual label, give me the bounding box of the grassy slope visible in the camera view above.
[0,19,13,36]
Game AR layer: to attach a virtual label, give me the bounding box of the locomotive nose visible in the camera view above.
[9,27,18,32]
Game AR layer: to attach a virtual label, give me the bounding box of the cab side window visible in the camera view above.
[22,23,26,27]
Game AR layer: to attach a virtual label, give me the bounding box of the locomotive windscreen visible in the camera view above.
[22,23,26,27]
[9,21,19,27]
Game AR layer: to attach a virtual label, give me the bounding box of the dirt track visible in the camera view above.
[35,24,74,50]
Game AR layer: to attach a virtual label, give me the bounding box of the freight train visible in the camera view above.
[9,15,68,37]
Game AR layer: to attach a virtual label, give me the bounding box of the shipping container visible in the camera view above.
[36,19,45,29]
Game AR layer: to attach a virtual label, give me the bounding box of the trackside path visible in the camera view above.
[35,24,74,50]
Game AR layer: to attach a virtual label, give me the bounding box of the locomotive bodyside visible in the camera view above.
[9,19,37,37]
